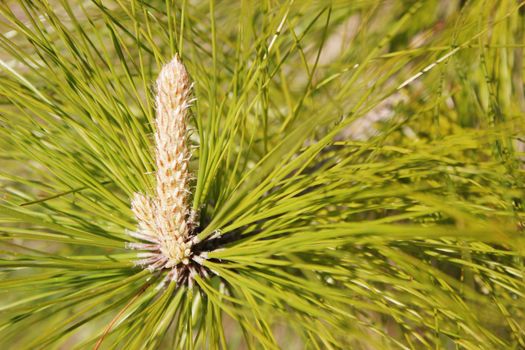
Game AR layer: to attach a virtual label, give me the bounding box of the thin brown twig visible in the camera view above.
[93,282,151,350]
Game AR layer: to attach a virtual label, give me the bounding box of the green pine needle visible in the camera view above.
[1,0,524,349]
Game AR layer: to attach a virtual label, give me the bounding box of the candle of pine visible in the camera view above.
[127,56,196,283]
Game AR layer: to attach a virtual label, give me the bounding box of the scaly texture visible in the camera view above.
[153,56,192,266]
[128,56,195,279]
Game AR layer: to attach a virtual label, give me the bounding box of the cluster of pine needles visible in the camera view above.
[0,0,524,349]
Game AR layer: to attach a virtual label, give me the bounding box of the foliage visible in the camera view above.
[0,0,524,349]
